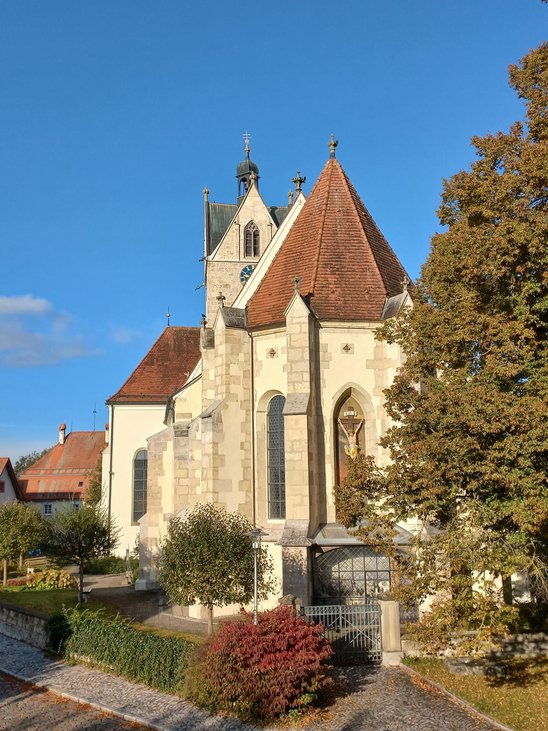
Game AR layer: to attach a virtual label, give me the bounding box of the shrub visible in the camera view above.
[45,612,72,653]
[84,556,126,575]
[58,608,198,692]
[25,569,77,591]
[184,605,332,722]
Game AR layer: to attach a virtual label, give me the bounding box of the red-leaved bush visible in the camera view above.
[184,605,332,721]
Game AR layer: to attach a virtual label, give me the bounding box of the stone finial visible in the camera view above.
[216,291,226,308]
[250,170,257,184]
[292,170,306,193]
[288,189,294,205]
[329,133,338,158]
[402,275,410,293]
[293,276,301,294]
[203,186,209,201]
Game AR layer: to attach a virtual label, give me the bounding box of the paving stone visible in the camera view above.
[0,633,503,731]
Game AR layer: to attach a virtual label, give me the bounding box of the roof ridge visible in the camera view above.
[342,165,409,296]
[340,163,387,298]
[310,158,334,296]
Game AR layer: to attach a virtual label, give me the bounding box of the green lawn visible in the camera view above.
[404,657,548,731]
[0,587,78,616]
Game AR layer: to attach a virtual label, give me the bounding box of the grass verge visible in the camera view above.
[0,588,79,616]
[404,656,548,731]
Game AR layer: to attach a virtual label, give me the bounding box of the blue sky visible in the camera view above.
[0,1,545,460]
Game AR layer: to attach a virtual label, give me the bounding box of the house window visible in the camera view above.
[244,222,260,257]
[267,395,286,519]
[132,449,148,523]
[43,503,52,516]
[0,481,4,493]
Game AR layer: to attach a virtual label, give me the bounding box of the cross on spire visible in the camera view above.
[243,131,251,158]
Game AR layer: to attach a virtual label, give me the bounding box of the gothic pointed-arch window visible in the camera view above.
[132,449,148,524]
[267,395,286,519]
[244,221,260,258]
[335,393,365,485]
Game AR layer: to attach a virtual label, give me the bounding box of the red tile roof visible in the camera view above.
[18,431,106,500]
[247,157,410,327]
[107,326,201,404]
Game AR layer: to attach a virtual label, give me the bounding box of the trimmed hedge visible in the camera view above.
[47,609,198,693]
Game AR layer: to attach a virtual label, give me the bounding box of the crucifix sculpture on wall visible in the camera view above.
[338,407,364,460]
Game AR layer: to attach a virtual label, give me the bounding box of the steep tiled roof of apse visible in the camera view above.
[107,326,201,404]
[246,156,410,328]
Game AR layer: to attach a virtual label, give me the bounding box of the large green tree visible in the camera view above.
[335,44,548,648]
[157,503,275,634]
[0,502,48,585]
[44,504,119,605]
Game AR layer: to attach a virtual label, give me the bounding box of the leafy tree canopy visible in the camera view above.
[44,504,119,605]
[335,44,548,647]
[157,503,275,634]
[0,501,48,585]
[83,458,103,505]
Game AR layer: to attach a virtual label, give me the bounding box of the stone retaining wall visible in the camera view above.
[0,603,48,649]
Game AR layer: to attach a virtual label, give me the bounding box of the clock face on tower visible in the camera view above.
[240,264,254,284]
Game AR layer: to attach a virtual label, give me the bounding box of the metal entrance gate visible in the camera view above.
[302,603,382,663]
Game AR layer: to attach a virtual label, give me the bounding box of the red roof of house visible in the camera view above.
[18,431,106,500]
[247,156,410,327]
[0,457,24,500]
[107,326,201,404]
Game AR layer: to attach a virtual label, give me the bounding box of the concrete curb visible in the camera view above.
[401,663,515,731]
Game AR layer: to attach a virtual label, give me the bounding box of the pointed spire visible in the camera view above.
[243,131,251,158]
[329,134,338,158]
[247,153,411,328]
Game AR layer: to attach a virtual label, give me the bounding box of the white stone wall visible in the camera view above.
[103,403,167,555]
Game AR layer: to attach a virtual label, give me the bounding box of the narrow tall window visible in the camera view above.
[267,395,286,519]
[133,449,147,523]
[244,221,260,257]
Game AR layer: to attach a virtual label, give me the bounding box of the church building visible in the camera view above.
[104,136,413,618]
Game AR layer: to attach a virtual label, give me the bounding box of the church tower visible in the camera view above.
[202,136,291,323]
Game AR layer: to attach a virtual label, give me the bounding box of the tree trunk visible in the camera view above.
[2,559,7,586]
[207,604,214,635]
[78,563,84,607]
[18,553,23,569]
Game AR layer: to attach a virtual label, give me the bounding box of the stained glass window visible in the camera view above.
[132,449,147,523]
[267,395,285,519]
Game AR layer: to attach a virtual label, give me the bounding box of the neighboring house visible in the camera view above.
[18,424,105,516]
[103,327,201,553]
[0,458,24,505]
[108,137,416,621]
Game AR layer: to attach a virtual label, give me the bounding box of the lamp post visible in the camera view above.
[245,528,268,625]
